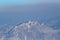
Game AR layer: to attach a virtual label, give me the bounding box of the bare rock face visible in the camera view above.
[0,21,60,40]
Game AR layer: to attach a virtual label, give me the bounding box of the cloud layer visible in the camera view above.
[0,21,60,40]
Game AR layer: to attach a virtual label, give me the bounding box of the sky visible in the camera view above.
[0,0,60,5]
[0,0,60,25]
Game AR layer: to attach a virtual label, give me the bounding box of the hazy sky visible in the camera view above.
[0,0,60,5]
[0,0,60,25]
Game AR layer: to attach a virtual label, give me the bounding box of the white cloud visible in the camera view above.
[0,21,60,40]
[13,21,60,40]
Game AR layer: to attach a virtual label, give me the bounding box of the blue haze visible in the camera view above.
[0,4,60,25]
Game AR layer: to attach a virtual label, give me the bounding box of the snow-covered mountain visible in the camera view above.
[0,21,60,40]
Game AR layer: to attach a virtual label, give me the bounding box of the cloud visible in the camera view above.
[0,21,60,40]
[11,21,60,40]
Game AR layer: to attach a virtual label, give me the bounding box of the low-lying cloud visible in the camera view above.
[0,21,60,40]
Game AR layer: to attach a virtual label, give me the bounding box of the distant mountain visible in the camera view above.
[0,21,60,40]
